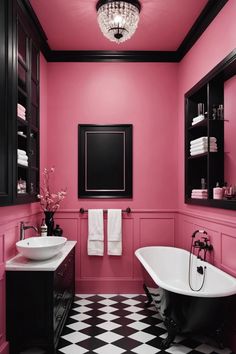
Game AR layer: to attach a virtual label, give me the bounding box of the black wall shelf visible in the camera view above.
[185,49,236,210]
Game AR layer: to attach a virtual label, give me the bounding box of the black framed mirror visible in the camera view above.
[78,124,132,198]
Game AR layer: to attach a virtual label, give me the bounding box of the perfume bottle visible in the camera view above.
[201,178,206,189]
[53,224,63,236]
[213,182,223,199]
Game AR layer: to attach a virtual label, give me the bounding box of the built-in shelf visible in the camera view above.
[15,7,40,204]
[185,49,236,210]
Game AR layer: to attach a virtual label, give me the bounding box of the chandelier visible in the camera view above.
[96,0,141,44]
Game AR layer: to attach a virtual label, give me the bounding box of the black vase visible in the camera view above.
[44,211,55,236]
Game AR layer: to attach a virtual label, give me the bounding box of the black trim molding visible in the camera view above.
[47,50,178,63]
[20,0,228,62]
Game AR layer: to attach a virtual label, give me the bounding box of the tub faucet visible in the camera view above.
[20,221,38,240]
[194,236,213,261]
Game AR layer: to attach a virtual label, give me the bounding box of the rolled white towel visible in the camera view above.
[192,114,205,122]
[190,137,216,145]
[17,159,28,167]
[17,113,26,120]
[191,195,208,199]
[17,154,28,161]
[192,189,208,193]
[190,140,217,147]
[17,103,26,112]
[190,149,217,156]
[192,115,205,125]
[17,149,27,156]
[190,144,217,152]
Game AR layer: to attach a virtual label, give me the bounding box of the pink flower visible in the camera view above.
[38,167,67,212]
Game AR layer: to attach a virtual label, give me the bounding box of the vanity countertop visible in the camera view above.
[6,240,77,271]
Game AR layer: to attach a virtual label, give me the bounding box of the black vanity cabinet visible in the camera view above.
[6,244,75,354]
[185,49,236,210]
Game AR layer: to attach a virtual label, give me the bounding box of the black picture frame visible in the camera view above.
[78,124,132,198]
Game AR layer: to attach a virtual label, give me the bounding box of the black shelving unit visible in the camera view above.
[185,49,236,210]
[0,0,40,207]
[14,3,40,203]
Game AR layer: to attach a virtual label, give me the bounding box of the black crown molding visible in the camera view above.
[21,0,228,63]
[17,0,51,58]
[177,0,228,59]
[46,50,178,63]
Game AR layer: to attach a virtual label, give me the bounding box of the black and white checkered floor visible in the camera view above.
[57,294,233,354]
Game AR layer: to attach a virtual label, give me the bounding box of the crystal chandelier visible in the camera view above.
[96,0,141,43]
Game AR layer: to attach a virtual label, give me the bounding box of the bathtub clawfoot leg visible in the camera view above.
[161,317,178,349]
[214,326,225,349]
[143,284,153,307]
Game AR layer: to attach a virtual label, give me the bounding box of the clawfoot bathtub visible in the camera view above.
[135,246,236,349]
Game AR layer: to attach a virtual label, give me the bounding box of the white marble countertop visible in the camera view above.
[6,240,77,271]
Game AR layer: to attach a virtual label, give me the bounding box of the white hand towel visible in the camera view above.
[87,209,104,256]
[107,209,122,256]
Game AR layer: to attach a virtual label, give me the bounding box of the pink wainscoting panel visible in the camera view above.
[0,234,6,352]
[80,216,134,279]
[0,344,8,354]
[53,215,78,242]
[0,275,6,353]
[51,211,176,293]
[222,233,236,274]
[176,214,221,266]
[139,216,175,247]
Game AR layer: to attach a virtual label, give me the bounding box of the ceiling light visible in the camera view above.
[96,0,141,44]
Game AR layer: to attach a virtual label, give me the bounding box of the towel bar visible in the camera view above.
[79,207,131,214]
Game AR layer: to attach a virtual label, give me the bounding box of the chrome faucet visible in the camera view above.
[20,221,38,240]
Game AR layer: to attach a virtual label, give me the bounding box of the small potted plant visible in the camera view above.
[37,167,66,235]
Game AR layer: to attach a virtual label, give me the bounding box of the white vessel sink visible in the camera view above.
[16,236,67,260]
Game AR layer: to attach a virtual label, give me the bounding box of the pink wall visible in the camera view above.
[47,62,178,210]
[177,0,236,265]
[46,62,179,293]
[178,0,236,214]
[224,75,236,186]
[177,1,236,350]
[1,2,236,352]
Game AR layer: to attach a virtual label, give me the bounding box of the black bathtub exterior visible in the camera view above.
[142,266,234,349]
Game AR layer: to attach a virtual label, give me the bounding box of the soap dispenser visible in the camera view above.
[40,219,48,236]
